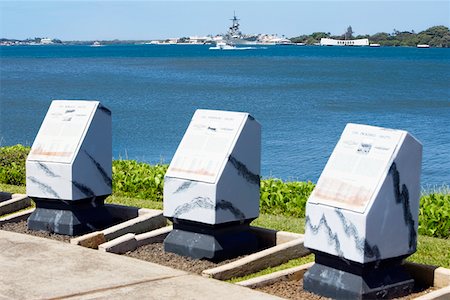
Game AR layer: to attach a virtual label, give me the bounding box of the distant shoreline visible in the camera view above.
[1,25,449,48]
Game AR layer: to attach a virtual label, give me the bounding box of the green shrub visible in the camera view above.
[0,144,30,185]
[112,160,167,201]
[260,178,315,218]
[418,193,450,238]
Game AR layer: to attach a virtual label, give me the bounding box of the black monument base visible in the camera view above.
[164,219,258,262]
[27,196,113,236]
[303,251,414,299]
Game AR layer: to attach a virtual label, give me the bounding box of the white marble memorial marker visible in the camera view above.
[304,123,422,299]
[26,100,112,235]
[163,109,261,260]
[27,100,112,200]
[164,109,261,224]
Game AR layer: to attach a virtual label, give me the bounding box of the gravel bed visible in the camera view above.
[255,278,437,300]
[0,220,72,242]
[124,242,244,275]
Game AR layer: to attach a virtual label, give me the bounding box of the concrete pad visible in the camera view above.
[0,230,280,300]
[67,274,283,300]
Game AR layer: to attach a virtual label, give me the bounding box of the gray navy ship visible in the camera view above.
[224,13,258,45]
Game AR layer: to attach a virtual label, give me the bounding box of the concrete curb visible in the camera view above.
[0,194,32,216]
[202,236,309,280]
[236,261,450,299]
[0,207,35,224]
[70,207,167,248]
[136,225,173,246]
[96,226,173,254]
[237,262,314,288]
[414,285,450,300]
[405,262,450,289]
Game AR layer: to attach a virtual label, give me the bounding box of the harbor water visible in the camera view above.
[0,44,449,186]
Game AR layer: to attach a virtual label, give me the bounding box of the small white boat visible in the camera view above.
[417,44,430,48]
[209,41,254,50]
[90,41,103,47]
[370,43,381,47]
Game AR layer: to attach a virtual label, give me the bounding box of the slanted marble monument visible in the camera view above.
[303,123,422,299]
[26,100,112,235]
[163,109,261,260]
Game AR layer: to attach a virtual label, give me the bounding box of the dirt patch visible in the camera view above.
[124,242,243,275]
[0,220,72,242]
[255,278,437,300]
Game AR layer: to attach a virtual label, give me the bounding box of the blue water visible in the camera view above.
[1,44,449,186]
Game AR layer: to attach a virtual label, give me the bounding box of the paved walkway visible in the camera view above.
[0,230,281,299]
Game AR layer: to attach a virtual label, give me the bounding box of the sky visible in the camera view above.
[0,1,449,40]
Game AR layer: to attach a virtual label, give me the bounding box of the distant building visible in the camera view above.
[40,38,53,45]
[320,38,369,46]
[188,36,212,44]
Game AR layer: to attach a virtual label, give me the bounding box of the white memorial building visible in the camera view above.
[320,38,369,46]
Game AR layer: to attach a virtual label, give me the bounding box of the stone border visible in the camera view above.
[202,235,308,280]
[0,207,35,224]
[0,194,32,216]
[236,261,450,300]
[70,207,167,248]
[98,226,173,253]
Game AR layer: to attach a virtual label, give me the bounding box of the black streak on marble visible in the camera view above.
[173,181,196,194]
[217,199,246,219]
[173,197,246,220]
[335,209,381,260]
[389,162,417,250]
[37,162,60,178]
[173,197,214,218]
[305,214,344,257]
[84,150,112,188]
[228,155,260,186]
[72,181,95,197]
[28,176,60,198]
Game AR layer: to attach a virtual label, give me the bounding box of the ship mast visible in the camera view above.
[228,11,241,38]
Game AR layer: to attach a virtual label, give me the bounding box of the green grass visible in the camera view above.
[408,235,450,268]
[105,195,163,210]
[252,213,305,234]
[0,183,26,194]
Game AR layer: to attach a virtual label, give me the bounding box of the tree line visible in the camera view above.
[290,25,450,47]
